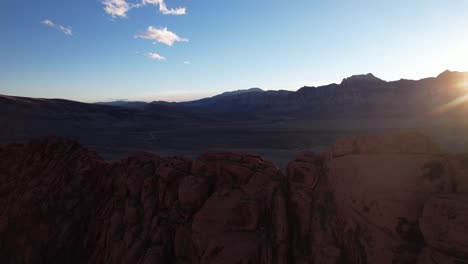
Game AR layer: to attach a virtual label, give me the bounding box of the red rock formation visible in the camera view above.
[418,194,468,263]
[0,140,288,264]
[1,133,468,263]
[287,132,468,264]
[0,138,108,263]
[191,151,288,264]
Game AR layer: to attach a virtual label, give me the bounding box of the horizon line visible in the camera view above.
[1,69,463,104]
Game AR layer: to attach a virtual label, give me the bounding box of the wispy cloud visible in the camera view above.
[146,52,166,60]
[102,0,186,17]
[135,26,188,46]
[142,0,186,15]
[41,19,73,35]
[42,19,54,27]
[183,61,190,64]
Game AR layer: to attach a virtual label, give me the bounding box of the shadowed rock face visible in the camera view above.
[292,133,455,264]
[1,132,468,263]
[0,139,288,264]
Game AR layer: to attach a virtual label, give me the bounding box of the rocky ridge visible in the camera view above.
[1,132,468,263]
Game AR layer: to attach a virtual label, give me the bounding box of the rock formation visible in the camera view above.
[1,132,468,263]
[289,133,459,263]
[0,139,288,263]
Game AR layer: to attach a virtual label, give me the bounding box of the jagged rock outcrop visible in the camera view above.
[0,138,108,263]
[0,139,287,264]
[1,132,468,263]
[190,152,288,263]
[287,132,468,264]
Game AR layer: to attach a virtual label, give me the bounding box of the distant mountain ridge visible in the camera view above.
[340,73,386,87]
[96,88,265,108]
[94,70,468,118]
[95,100,147,109]
[217,87,264,97]
[176,70,468,117]
[2,70,468,150]
[2,70,468,127]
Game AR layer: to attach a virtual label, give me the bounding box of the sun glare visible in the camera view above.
[456,80,468,89]
[434,92,468,114]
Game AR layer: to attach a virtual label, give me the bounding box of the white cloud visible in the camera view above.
[41,19,73,35]
[183,61,190,64]
[102,0,186,17]
[42,19,54,27]
[58,25,73,35]
[135,26,188,46]
[142,0,186,15]
[102,0,132,17]
[146,52,166,60]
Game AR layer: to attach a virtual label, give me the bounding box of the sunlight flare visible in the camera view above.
[434,93,468,114]
[455,80,468,89]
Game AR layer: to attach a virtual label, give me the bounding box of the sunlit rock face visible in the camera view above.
[1,132,468,263]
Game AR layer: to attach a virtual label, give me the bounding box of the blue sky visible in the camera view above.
[1,0,468,102]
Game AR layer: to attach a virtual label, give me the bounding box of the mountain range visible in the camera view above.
[2,70,468,160]
[95,70,468,118]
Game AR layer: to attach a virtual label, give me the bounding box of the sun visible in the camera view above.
[456,80,468,89]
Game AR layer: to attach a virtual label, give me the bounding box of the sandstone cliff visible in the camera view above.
[1,133,467,263]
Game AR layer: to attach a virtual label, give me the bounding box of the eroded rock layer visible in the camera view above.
[1,132,468,263]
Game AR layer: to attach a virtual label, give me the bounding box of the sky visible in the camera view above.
[1,0,468,102]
